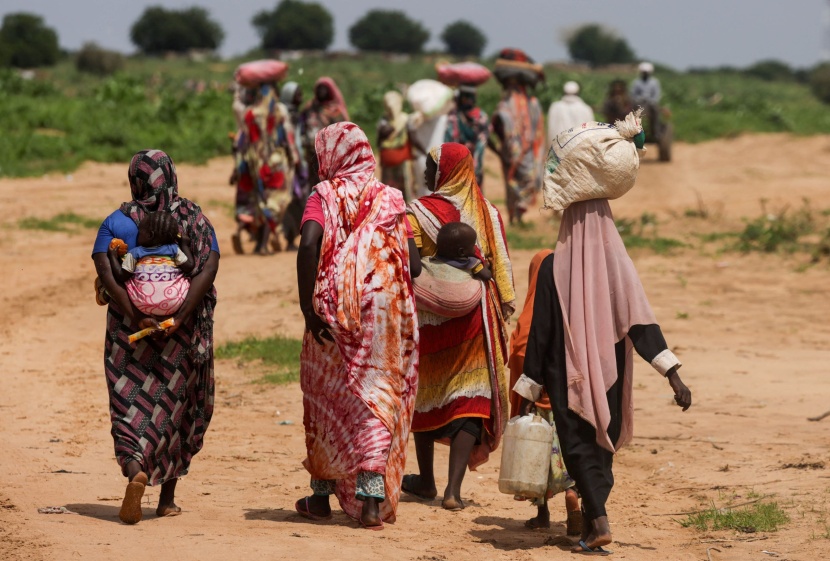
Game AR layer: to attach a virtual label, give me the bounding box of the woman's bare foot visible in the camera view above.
[156,478,181,518]
[525,503,550,529]
[118,470,148,525]
[360,497,383,529]
[565,488,582,536]
[441,494,465,511]
[401,474,437,500]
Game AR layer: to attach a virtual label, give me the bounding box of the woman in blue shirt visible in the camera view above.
[91,149,219,525]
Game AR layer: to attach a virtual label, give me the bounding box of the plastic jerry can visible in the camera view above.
[498,414,555,499]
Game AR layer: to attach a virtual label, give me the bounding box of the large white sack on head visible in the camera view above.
[407,79,454,119]
[543,111,644,211]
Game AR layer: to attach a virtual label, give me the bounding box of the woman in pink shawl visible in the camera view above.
[294,122,421,530]
[517,201,692,553]
[300,77,349,181]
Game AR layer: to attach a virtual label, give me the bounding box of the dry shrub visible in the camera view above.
[75,42,124,76]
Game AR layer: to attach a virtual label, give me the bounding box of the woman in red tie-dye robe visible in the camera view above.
[294,122,420,530]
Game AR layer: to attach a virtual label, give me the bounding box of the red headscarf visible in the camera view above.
[314,76,350,121]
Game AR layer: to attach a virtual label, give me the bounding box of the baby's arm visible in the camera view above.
[177,235,196,274]
[108,246,133,283]
[472,260,493,282]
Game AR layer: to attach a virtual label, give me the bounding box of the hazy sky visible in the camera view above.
[2,0,828,69]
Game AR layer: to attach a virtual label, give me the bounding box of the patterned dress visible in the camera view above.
[444,106,491,188]
[494,88,545,222]
[98,150,217,486]
[407,143,515,470]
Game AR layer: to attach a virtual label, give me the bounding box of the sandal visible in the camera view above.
[571,540,612,556]
[118,472,148,525]
[294,496,332,521]
[401,474,437,501]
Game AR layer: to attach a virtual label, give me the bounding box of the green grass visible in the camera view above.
[616,214,685,254]
[215,335,302,384]
[681,501,790,533]
[2,54,830,177]
[505,229,554,251]
[18,212,100,232]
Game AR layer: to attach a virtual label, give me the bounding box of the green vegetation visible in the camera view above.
[349,10,429,54]
[253,1,334,52]
[216,335,302,384]
[2,53,830,178]
[18,212,100,232]
[76,42,125,76]
[130,6,224,55]
[682,501,790,533]
[441,21,487,58]
[617,214,685,254]
[736,200,814,253]
[565,24,635,68]
[0,13,59,68]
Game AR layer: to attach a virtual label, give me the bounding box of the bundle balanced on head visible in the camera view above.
[513,110,692,555]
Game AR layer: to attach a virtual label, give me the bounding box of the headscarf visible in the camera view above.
[509,249,554,361]
[424,143,516,312]
[120,149,218,362]
[382,90,409,136]
[554,198,657,452]
[508,249,554,414]
[313,76,350,121]
[312,122,408,333]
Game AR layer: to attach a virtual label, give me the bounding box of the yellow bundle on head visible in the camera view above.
[543,109,645,211]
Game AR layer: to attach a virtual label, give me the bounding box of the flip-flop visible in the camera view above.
[441,498,465,512]
[118,472,148,525]
[571,540,612,556]
[401,474,437,501]
[294,497,332,521]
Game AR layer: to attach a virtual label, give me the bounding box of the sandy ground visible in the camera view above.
[2,134,830,561]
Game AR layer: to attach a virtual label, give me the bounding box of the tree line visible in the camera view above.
[2,2,830,105]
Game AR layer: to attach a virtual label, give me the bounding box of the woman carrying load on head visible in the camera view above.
[233,82,298,254]
[488,49,546,224]
[91,150,220,525]
[294,122,421,530]
[377,90,416,201]
[403,142,515,511]
[300,77,349,184]
[445,85,491,189]
[515,113,692,555]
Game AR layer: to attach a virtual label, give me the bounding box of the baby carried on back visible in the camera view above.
[107,211,194,317]
[413,222,492,320]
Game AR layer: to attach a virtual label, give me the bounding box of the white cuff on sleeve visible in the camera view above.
[513,374,544,402]
[651,349,682,377]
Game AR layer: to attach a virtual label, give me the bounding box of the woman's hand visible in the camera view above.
[667,369,692,411]
[518,397,533,417]
[304,309,333,345]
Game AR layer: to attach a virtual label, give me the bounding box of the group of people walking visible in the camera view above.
[90,50,689,556]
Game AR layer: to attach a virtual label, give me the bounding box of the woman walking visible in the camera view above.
[300,77,349,181]
[295,122,420,530]
[91,149,219,524]
[403,143,515,510]
[516,115,692,552]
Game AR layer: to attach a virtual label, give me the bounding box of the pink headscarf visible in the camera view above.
[315,76,350,121]
[554,198,656,452]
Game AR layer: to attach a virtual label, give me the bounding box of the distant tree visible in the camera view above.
[0,13,60,68]
[440,20,487,57]
[810,63,830,104]
[253,0,334,51]
[744,59,794,82]
[76,42,125,76]
[565,24,635,68]
[130,6,224,55]
[349,10,429,54]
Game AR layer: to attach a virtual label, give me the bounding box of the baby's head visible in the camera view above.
[137,212,179,247]
[436,222,478,261]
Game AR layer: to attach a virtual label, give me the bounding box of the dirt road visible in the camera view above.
[2,135,829,560]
